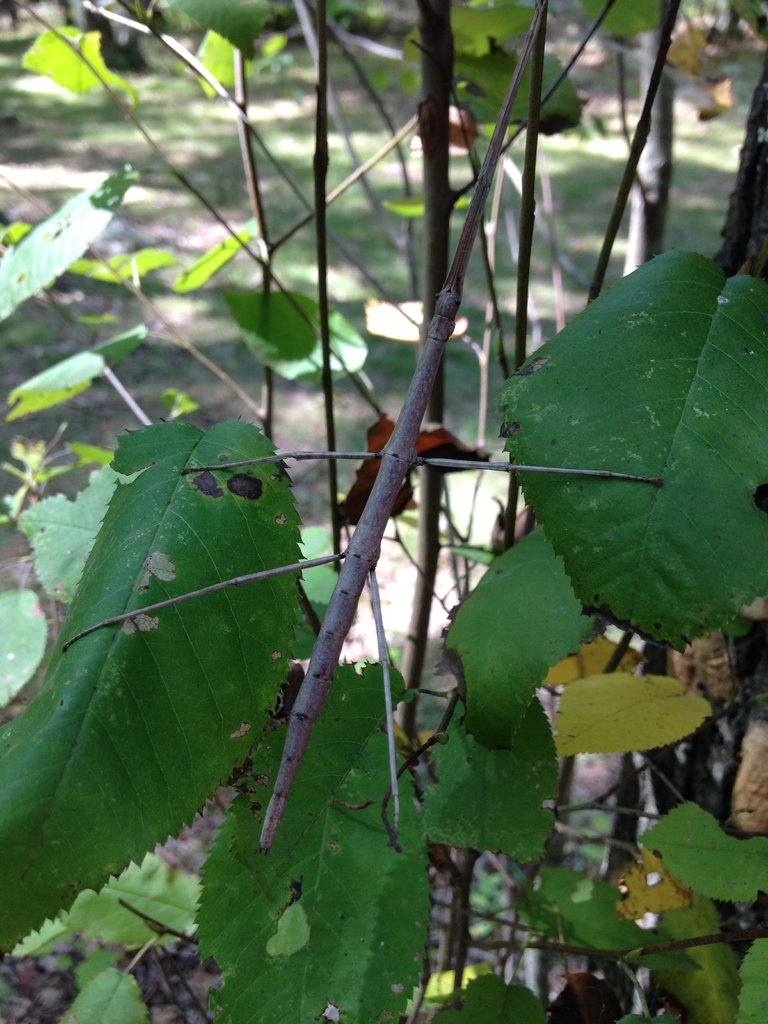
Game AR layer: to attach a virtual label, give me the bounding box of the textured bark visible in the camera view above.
[715,49,768,276]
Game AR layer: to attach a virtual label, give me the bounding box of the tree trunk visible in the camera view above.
[716,49,768,277]
[623,22,675,273]
[400,0,453,725]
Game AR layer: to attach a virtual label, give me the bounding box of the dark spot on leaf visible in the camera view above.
[289,878,303,904]
[753,483,768,514]
[193,470,223,497]
[218,453,229,461]
[273,460,290,479]
[514,355,549,377]
[228,473,263,500]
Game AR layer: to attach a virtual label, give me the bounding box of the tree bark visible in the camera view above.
[716,49,768,277]
[623,21,675,273]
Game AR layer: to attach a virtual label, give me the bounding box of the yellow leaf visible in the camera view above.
[364,299,468,343]
[545,636,642,686]
[555,674,711,755]
[667,24,707,76]
[698,78,733,121]
[616,848,691,921]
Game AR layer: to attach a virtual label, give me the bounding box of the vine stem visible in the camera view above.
[259,0,548,853]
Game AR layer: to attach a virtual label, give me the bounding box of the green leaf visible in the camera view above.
[75,949,121,991]
[520,868,689,970]
[618,1018,677,1024]
[445,530,591,748]
[67,852,199,948]
[642,802,768,902]
[19,466,119,602]
[265,902,310,957]
[196,30,251,95]
[0,420,300,950]
[580,0,660,36]
[383,195,470,218]
[732,0,768,41]
[62,967,148,1024]
[172,221,258,292]
[555,674,711,755]
[452,3,534,56]
[199,665,429,1024]
[456,52,581,132]
[7,351,104,420]
[656,894,739,1024]
[0,590,47,705]
[161,388,200,419]
[500,252,768,646]
[438,975,545,1024]
[1,222,31,245]
[23,28,137,105]
[225,290,368,382]
[12,915,74,957]
[0,165,137,322]
[93,325,147,363]
[68,248,175,283]
[422,703,556,859]
[736,941,768,1023]
[164,0,269,51]
[70,442,114,467]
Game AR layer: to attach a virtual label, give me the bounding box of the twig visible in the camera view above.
[61,553,344,652]
[589,0,682,300]
[369,568,400,849]
[184,451,663,486]
[511,926,768,960]
[101,365,152,426]
[117,898,195,943]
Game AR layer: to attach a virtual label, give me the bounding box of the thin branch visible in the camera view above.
[61,553,344,652]
[589,0,682,300]
[101,365,152,426]
[313,0,341,559]
[184,451,662,486]
[369,568,400,849]
[513,926,768,961]
[117,899,195,944]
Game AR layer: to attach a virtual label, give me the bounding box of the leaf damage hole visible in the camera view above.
[753,483,768,514]
[514,355,549,377]
[139,550,176,591]
[229,721,252,740]
[192,470,223,498]
[227,473,263,500]
[122,613,159,635]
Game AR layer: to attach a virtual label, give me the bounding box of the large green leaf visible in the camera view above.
[656,895,739,1024]
[0,166,137,322]
[19,466,118,602]
[736,941,768,1023]
[225,289,368,382]
[23,28,137,105]
[452,3,534,56]
[500,252,768,646]
[642,803,768,902]
[456,52,581,133]
[0,420,300,950]
[445,530,591,748]
[520,868,694,970]
[422,703,556,859]
[438,975,546,1024]
[0,590,47,705]
[164,0,269,51]
[580,0,660,36]
[199,665,429,1024]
